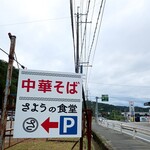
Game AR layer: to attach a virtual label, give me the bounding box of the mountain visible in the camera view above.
[86,101,150,113]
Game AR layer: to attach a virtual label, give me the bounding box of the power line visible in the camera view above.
[0,47,25,69]
[0,16,70,26]
[85,0,104,87]
[87,0,105,64]
[14,52,19,69]
[88,81,150,88]
[90,0,106,66]
[85,0,106,94]
[87,0,96,53]
[0,47,8,56]
[80,0,91,64]
[80,0,91,60]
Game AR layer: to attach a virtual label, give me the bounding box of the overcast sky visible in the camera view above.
[1,0,150,107]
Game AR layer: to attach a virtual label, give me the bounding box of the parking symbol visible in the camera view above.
[60,116,77,135]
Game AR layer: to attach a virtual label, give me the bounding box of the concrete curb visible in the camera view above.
[92,130,114,150]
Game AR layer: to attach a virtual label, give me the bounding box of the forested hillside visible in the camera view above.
[86,101,150,120]
[86,101,150,113]
[0,59,18,108]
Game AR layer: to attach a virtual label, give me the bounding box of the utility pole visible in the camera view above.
[75,7,85,150]
[75,6,80,73]
[0,33,16,150]
[76,7,83,150]
[95,97,99,123]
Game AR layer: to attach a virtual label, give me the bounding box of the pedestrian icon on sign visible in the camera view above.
[23,117,38,133]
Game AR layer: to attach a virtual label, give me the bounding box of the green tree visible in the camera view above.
[0,60,18,108]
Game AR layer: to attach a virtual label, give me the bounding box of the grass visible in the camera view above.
[5,138,88,150]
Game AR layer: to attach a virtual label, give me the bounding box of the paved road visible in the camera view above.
[92,122,150,150]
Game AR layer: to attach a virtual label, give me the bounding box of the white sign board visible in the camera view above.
[14,69,82,138]
[129,101,135,116]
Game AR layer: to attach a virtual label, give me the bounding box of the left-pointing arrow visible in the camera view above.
[41,117,58,133]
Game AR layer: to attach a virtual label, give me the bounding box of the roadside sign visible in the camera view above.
[14,69,82,138]
[129,101,135,122]
[101,95,109,101]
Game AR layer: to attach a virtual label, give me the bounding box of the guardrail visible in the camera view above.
[98,119,150,142]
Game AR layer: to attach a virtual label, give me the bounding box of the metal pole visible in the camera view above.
[0,33,16,150]
[95,97,98,123]
[87,109,92,150]
[75,7,83,150]
[76,6,79,73]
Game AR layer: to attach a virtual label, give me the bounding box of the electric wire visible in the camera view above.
[80,0,91,61]
[85,0,106,95]
[88,81,150,88]
[80,1,83,64]
[70,3,90,145]
[83,0,96,91]
[91,0,106,65]
[0,47,25,69]
[87,0,96,54]
[0,17,70,27]
[87,0,104,64]
[82,0,90,66]
[14,52,19,69]
[86,0,106,91]
[0,47,8,56]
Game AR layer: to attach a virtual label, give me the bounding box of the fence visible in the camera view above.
[98,118,150,142]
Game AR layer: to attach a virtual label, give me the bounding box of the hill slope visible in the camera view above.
[0,59,18,108]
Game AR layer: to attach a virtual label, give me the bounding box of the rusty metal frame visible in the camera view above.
[71,109,92,150]
[3,101,28,149]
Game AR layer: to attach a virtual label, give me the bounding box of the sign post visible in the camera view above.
[14,69,82,138]
[129,101,135,122]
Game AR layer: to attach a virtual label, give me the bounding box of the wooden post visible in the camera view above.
[0,33,16,150]
[86,109,92,150]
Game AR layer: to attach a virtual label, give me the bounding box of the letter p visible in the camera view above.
[60,116,77,135]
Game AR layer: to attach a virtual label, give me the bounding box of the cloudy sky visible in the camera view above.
[1,0,150,107]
